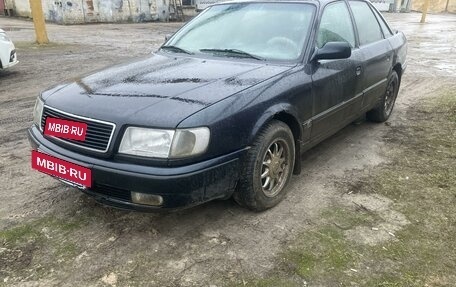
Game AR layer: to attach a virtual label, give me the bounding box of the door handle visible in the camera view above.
[356,66,362,76]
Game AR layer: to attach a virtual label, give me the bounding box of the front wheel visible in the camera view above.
[234,120,295,211]
[367,71,399,122]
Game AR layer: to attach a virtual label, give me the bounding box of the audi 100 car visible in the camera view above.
[29,0,407,211]
[0,29,18,70]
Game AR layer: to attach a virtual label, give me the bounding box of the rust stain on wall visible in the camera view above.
[86,0,94,10]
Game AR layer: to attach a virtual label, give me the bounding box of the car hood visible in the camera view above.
[44,53,293,128]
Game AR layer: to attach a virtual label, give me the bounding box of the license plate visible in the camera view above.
[31,150,92,188]
[44,117,88,141]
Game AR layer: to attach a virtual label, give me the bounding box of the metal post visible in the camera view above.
[420,0,430,23]
[29,0,49,44]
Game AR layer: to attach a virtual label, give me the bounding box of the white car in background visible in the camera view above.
[0,29,18,69]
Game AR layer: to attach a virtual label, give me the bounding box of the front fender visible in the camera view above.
[249,103,304,175]
[177,65,311,167]
[248,103,302,145]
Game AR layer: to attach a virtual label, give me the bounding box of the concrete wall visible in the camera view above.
[6,0,184,23]
[5,0,31,17]
[412,0,456,13]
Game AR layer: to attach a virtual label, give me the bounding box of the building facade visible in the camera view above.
[1,0,455,24]
[1,0,198,23]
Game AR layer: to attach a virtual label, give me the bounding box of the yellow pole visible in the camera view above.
[420,0,431,23]
[29,0,49,44]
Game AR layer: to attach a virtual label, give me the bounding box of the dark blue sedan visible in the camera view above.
[29,0,407,211]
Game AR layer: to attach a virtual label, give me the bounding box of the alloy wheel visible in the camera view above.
[260,139,291,198]
[384,80,397,116]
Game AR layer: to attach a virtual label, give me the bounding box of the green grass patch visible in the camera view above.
[0,224,40,244]
[236,278,300,287]
[323,206,383,229]
[0,215,88,282]
[0,216,86,245]
[55,242,79,259]
[286,226,353,278]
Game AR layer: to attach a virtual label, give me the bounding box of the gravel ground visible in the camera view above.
[0,12,455,286]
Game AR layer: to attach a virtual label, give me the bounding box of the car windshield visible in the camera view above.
[164,3,315,61]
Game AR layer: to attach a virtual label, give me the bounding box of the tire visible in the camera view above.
[367,71,400,123]
[234,120,295,211]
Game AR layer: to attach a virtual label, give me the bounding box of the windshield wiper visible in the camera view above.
[199,48,265,61]
[161,45,193,55]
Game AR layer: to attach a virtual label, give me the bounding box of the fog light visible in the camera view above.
[131,192,163,206]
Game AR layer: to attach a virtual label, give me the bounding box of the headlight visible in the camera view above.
[33,98,44,128]
[119,127,210,158]
[0,33,10,42]
[119,127,175,158]
[170,127,210,158]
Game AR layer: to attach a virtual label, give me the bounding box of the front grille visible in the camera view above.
[9,50,15,62]
[41,106,115,153]
[91,184,131,202]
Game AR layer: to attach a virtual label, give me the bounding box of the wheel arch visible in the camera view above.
[392,63,402,87]
[249,105,303,175]
[273,112,302,175]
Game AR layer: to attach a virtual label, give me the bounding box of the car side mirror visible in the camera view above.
[165,34,172,42]
[312,42,352,61]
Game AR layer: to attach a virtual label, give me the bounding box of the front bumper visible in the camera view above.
[28,126,243,211]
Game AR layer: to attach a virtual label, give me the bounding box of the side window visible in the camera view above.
[317,1,356,49]
[372,7,393,37]
[349,1,383,46]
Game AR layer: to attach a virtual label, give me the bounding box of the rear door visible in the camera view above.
[348,0,393,110]
[310,0,363,142]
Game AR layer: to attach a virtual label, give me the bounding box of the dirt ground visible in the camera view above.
[0,12,455,286]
